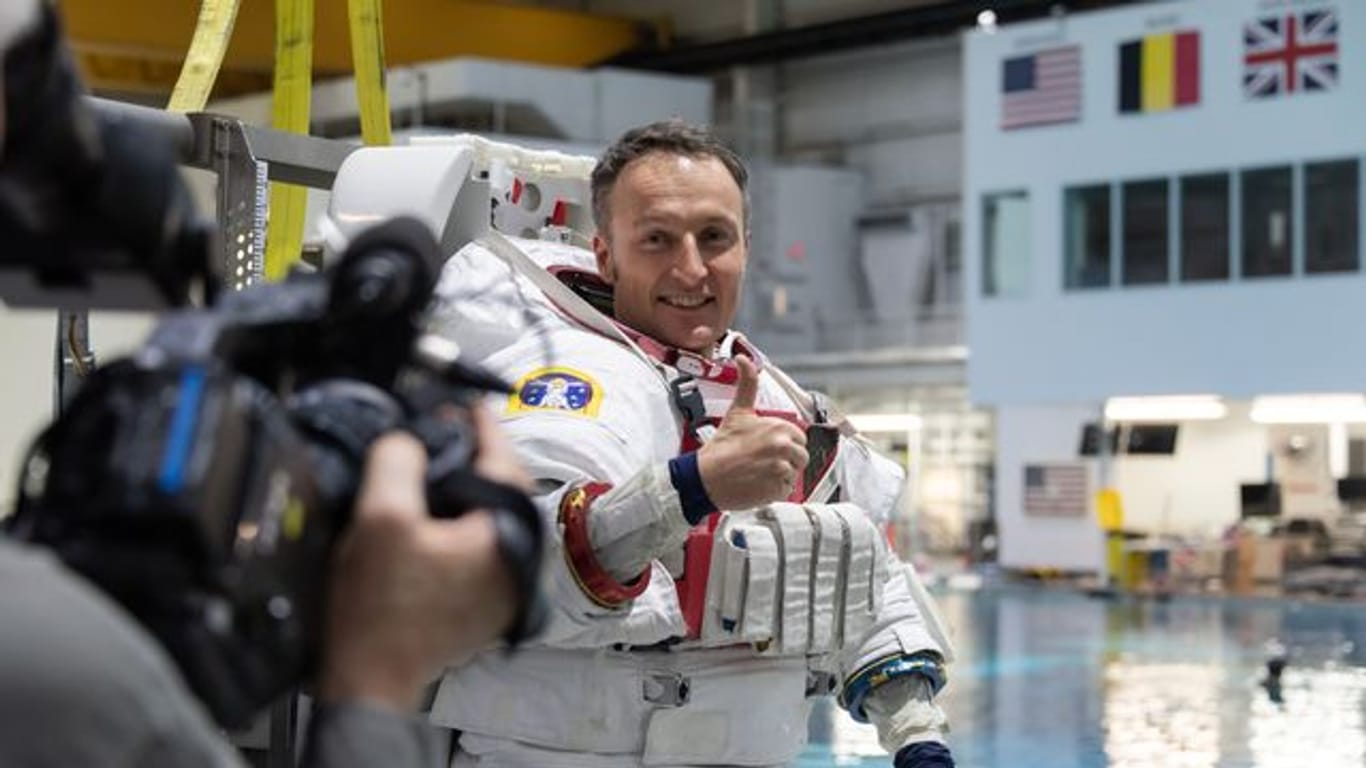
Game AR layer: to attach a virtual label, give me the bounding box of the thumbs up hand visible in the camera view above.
[696,356,809,510]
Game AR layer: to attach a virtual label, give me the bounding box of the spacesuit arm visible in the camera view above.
[836,546,951,738]
[551,459,694,606]
[504,419,704,647]
[833,437,955,761]
[865,676,952,756]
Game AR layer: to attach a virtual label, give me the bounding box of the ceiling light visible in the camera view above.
[1251,394,1366,424]
[1104,395,1226,422]
[847,413,923,433]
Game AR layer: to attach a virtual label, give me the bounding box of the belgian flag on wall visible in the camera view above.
[1118,30,1201,113]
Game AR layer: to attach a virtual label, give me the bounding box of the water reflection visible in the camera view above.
[1103,662,1222,767]
[1245,668,1366,767]
[801,588,1366,767]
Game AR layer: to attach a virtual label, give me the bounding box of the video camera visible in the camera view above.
[0,4,544,729]
[0,3,209,310]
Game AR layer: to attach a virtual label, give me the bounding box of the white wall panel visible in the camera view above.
[964,0,1366,405]
[1112,406,1268,537]
[996,403,1106,572]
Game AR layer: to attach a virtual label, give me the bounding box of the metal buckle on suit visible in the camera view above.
[642,670,691,707]
[669,374,707,436]
[809,391,832,425]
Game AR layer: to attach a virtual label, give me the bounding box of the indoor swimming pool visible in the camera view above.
[801,587,1366,768]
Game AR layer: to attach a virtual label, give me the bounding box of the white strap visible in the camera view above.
[758,503,815,654]
[476,231,673,391]
[478,232,858,449]
[717,538,747,636]
[742,339,857,438]
[805,505,847,653]
[735,524,779,645]
[834,504,878,645]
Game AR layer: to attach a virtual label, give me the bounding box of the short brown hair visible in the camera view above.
[590,119,749,239]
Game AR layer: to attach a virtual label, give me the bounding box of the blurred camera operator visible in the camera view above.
[1,413,527,768]
[0,3,530,766]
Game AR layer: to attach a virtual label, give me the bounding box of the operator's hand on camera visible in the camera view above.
[318,406,527,711]
[697,355,809,510]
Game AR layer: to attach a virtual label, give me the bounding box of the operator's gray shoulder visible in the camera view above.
[0,539,239,767]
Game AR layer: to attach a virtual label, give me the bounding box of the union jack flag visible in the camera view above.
[1244,8,1339,99]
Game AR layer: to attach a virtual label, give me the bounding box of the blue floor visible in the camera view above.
[800,587,1366,768]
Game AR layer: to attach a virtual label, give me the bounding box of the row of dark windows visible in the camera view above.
[982,157,1361,296]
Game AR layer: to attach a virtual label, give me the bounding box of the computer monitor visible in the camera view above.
[1240,482,1281,518]
[1078,422,1121,456]
[1336,476,1366,502]
[1126,424,1179,455]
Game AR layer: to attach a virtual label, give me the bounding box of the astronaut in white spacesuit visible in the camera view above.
[428,120,955,768]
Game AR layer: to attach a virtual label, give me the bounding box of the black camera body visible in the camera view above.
[2,4,544,729]
[9,218,530,727]
[0,2,208,310]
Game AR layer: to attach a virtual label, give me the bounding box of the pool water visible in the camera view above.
[799,587,1366,767]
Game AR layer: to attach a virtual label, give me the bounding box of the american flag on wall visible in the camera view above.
[1023,464,1089,517]
[1001,45,1082,130]
[1244,8,1339,98]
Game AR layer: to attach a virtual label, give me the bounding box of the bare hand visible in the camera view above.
[696,356,808,510]
[318,421,521,711]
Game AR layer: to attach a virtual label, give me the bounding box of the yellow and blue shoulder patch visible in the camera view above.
[507,367,603,418]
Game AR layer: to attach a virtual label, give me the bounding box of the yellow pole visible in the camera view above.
[1097,487,1126,589]
[262,0,316,282]
[348,0,393,146]
[166,0,243,113]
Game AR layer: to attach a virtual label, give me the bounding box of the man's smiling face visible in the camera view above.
[593,151,747,354]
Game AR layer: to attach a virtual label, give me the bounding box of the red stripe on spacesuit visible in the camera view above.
[677,514,721,638]
[559,482,652,608]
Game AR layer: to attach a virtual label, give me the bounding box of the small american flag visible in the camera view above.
[1023,464,1089,517]
[1001,45,1082,130]
[1244,8,1339,98]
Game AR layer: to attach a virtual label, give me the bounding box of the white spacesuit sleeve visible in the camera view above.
[584,461,693,579]
[503,417,691,647]
[862,676,950,752]
[510,416,691,579]
[838,540,943,675]
[832,434,952,749]
[834,436,943,665]
[837,435,907,525]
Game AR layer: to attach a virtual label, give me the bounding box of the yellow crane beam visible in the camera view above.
[59,0,658,98]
